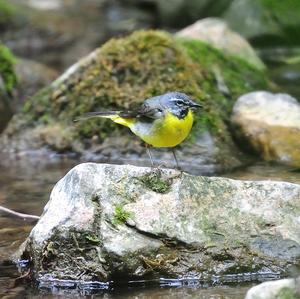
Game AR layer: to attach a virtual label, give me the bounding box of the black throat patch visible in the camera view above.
[172,107,189,119]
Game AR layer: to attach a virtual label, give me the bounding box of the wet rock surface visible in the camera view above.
[19,163,300,283]
[231,91,300,167]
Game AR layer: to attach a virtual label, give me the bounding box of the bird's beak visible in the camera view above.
[189,100,202,109]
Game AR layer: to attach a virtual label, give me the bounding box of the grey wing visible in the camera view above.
[119,96,164,119]
[135,97,164,119]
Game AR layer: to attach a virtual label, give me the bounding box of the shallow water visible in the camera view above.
[0,154,299,298]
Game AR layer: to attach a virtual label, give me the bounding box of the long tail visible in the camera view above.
[74,111,135,127]
[74,111,121,122]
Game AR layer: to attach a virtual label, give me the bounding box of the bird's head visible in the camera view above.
[160,92,202,118]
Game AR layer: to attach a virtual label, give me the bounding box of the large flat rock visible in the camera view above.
[18,163,300,283]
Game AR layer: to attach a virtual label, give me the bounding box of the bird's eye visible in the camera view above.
[175,100,185,106]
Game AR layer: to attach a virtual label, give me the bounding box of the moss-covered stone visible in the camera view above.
[1,30,269,169]
[0,43,18,94]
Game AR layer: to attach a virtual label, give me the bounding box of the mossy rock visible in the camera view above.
[1,30,269,172]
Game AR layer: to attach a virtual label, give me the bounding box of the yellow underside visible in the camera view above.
[109,111,194,148]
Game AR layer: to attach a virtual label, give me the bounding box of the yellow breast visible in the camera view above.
[131,110,194,148]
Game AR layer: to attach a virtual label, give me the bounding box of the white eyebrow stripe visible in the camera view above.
[170,98,184,102]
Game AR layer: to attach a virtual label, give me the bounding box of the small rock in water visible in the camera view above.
[231,91,300,167]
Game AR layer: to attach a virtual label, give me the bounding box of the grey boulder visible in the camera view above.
[18,163,300,283]
[231,91,300,167]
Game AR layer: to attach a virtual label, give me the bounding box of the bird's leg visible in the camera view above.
[146,144,154,167]
[171,148,180,170]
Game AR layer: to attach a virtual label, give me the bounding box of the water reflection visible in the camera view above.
[226,162,300,184]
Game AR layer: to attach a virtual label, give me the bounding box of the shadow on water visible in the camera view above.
[0,262,279,299]
[0,153,300,298]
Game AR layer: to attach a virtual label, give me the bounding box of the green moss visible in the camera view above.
[22,86,53,121]
[113,204,132,225]
[0,43,18,94]
[139,171,171,193]
[277,287,300,299]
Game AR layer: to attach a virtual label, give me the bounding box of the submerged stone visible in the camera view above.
[18,163,300,283]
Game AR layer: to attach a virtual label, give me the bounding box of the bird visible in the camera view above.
[77,92,202,168]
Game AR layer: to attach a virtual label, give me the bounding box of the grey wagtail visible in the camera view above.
[78,92,202,168]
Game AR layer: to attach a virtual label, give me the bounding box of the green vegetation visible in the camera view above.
[140,171,171,193]
[260,0,300,44]
[0,43,17,94]
[0,0,17,27]
[113,204,132,225]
